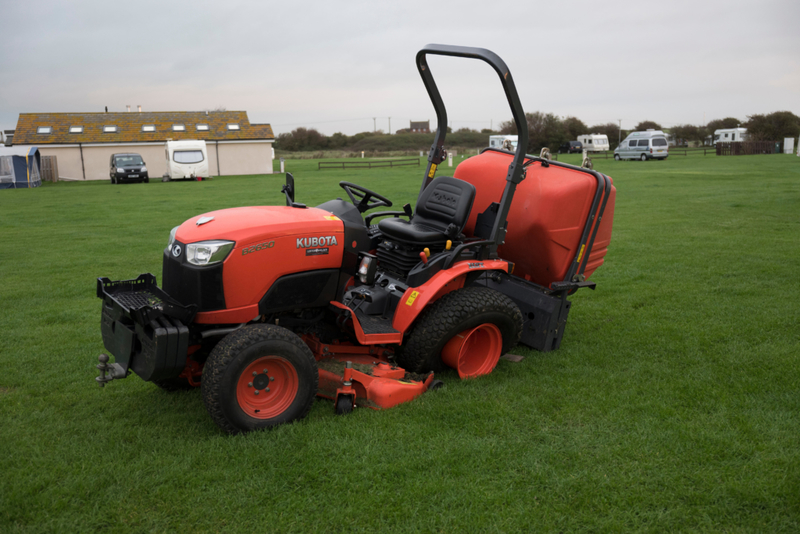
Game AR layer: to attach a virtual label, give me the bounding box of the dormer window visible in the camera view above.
[37,126,52,134]
[172,124,185,132]
[69,126,83,134]
[196,124,209,131]
[142,125,156,132]
[103,125,118,133]
[227,124,240,131]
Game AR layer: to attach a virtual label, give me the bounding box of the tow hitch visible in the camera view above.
[96,353,127,386]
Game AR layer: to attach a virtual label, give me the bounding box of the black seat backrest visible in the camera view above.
[413,176,476,233]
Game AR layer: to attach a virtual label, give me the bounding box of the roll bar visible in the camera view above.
[415,44,529,253]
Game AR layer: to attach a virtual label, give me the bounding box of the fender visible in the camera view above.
[392,259,511,334]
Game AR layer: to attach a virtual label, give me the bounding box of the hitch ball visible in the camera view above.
[96,354,113,387]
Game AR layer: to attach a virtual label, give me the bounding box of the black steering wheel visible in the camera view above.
[339,181,393,213]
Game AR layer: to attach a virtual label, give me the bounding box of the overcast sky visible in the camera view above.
[1,0,798,137]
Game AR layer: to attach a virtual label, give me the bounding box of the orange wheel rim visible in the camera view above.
[236,356,299,419]
[442,323,503,379]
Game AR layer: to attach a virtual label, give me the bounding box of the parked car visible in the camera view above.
[110,153,149,183]
[614,130,669,161]
[559,141,583,154]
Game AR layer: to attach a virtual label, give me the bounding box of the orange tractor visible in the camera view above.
[96,45,615,434]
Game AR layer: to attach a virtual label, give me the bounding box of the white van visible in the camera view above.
[577,134,610,152]
[488,135,518,150]
[164,140,209,180]
[614,130,669,161]
[713,128,747,145]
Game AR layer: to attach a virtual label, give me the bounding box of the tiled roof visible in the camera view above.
[13,111,274,145]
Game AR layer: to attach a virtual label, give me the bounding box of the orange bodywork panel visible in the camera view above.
[391,259,511,334]
[177,206,344,325]
[454,151,615,288]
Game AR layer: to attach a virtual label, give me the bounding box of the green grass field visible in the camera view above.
[1,152,799,532]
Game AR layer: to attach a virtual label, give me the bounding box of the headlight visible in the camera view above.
[116,167,124,173]
[141,166,148,173]
[167,226,179,249]
[186,240,234,266]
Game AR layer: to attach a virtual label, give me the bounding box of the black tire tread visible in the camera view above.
[201,324,318,435]
[396,286,522,373]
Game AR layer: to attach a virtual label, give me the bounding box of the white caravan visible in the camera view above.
[488,135,518,150]
[713,128,747,145]
[577,134,610,152]
[164,140,209,180]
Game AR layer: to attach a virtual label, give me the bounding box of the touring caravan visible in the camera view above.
[164,140,209,181]
[488,135,518,150]
[614,130,669,161]
[577,134,610,152]
[713,128,747,145]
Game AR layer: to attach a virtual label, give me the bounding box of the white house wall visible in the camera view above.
[36,141,274,180]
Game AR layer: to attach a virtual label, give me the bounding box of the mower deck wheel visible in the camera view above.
[201,324,318,434]
[153,377,194,391]
[396,286,523,374]
[335,395,354,415]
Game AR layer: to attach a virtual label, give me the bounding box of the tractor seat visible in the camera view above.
[378,176,476,245]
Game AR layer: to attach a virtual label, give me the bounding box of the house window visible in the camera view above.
[103,125,118,133]
[69,126,83,134]
[142,125,156,132]
[196,124,209,131]
[227,124,240,131]
[732,133,736,141]
[172,124,186,132]
[37,126,52,134]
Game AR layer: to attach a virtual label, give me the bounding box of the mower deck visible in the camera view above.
[303,335,436,410]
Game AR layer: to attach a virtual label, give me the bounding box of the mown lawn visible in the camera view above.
[1,153,798,532]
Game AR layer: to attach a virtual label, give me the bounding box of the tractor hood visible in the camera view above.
[174,206,344,246]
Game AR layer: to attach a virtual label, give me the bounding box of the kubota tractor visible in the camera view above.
[96,45,616,434]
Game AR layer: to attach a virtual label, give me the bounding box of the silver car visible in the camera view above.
[614,130,669,161]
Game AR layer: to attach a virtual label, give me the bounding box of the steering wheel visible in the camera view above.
[339,181,393,213]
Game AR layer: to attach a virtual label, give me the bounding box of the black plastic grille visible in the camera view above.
[161,243,226,312]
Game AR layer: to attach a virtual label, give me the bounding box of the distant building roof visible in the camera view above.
[13,111,274,145]
[410,120,430,131]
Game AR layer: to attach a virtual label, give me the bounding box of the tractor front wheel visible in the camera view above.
[201,324,318,434]
[396,286,522,374]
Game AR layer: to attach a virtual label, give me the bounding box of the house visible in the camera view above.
[409,120,430,133]
[11,110,275,180]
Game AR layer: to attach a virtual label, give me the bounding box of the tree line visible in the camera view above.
[274,111,800,153]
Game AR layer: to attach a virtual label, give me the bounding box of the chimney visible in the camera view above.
[137,105,142,112]
[126,105,131,112]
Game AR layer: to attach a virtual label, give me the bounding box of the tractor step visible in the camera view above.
[353,308,399,335]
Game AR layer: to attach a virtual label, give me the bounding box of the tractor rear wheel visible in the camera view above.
[201,324,318,434]
[396,286,523,374]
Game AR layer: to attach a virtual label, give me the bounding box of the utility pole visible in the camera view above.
[373,117,376,132]
[618,119,622,147]
[388,117,391,135]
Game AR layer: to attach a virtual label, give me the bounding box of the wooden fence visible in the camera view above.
[41,156,59,182]
[587,147,717,159]
[716,141,781,156]
[318,158,420,170]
